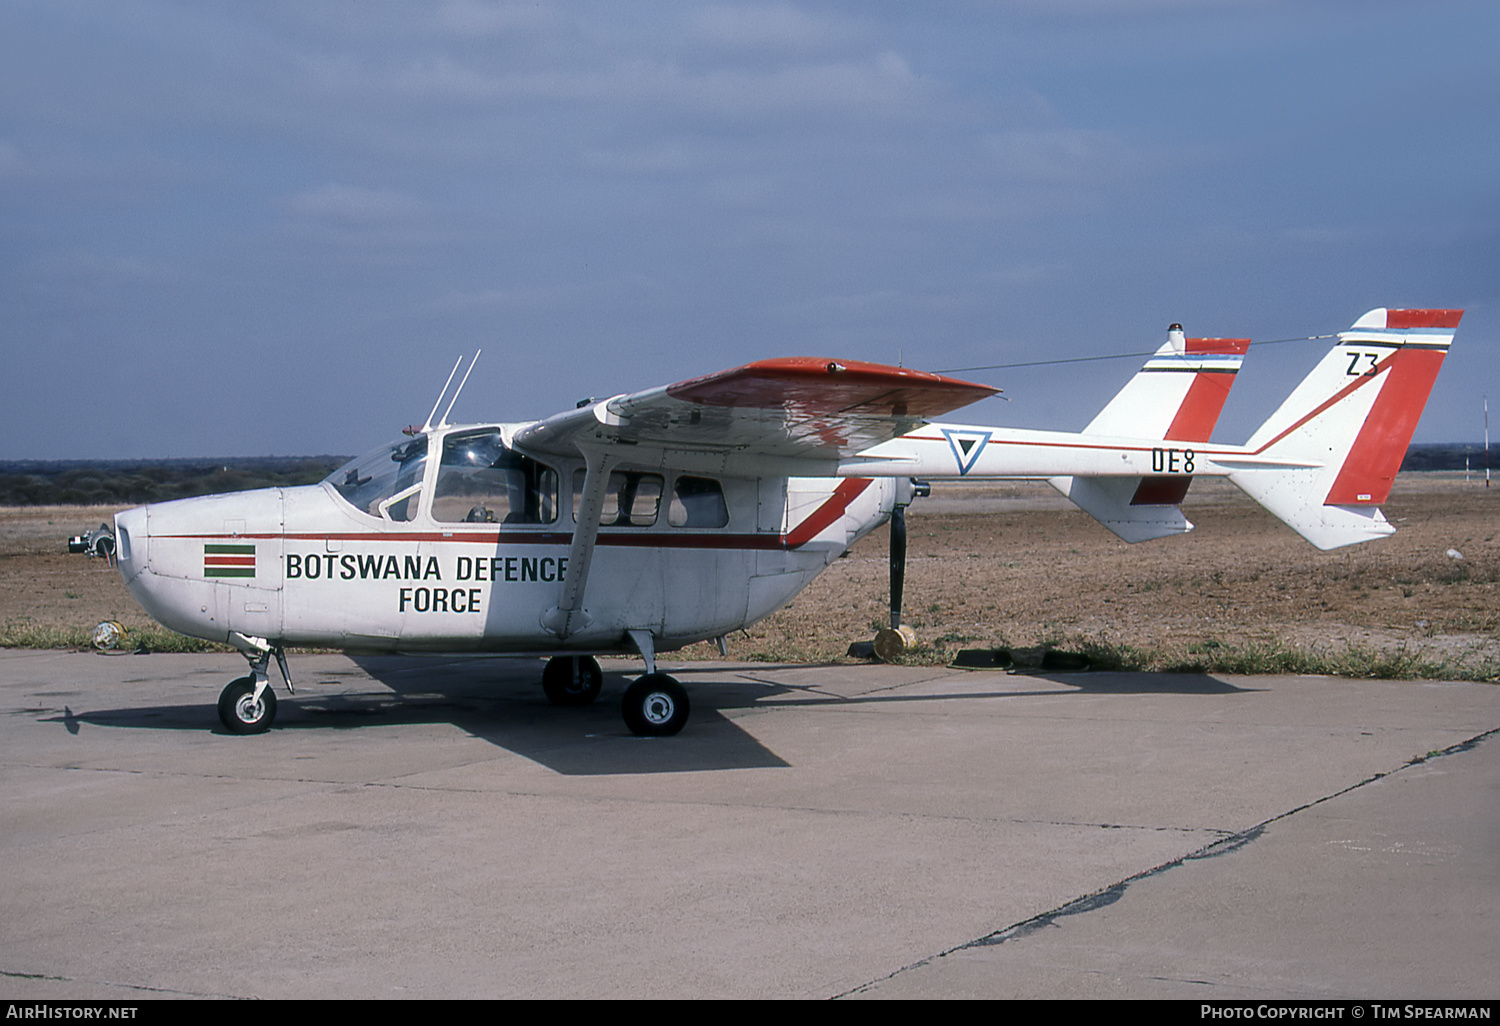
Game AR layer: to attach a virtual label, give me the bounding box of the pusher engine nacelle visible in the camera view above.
[68,523,116,561]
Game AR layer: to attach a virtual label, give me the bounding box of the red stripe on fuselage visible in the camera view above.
[784,478,873,548]
[153,482,878,554]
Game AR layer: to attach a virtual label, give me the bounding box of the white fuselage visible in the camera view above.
[112,423,901,656]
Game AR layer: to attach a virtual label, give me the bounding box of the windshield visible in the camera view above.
[326,435,429,521]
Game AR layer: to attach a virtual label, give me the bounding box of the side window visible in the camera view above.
[668,476,729,528]
[573,469,663,527]
[433,431,558,524]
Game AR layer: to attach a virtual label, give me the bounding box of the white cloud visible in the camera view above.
[435,0,556,37]
[301,47,927,119]
[689,4,858,52]
[981,128,1169,185]
[280,184,427,225]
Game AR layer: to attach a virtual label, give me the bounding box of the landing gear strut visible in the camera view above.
[542,655,603,706]
[219,634,292,734]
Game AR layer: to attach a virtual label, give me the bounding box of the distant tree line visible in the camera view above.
[0,456,348,506]
[0,444,1491,507]
[1397,443,1494,473]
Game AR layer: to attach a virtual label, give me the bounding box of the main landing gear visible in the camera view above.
[541,654,691,737]
[542,655,604,706]
[621,674,690,737]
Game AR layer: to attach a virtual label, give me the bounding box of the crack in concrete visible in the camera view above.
[834,726,1499,999]
[2,968,241,999]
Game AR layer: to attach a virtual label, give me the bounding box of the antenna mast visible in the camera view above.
[439,350,482,429]
[421,357,464,434]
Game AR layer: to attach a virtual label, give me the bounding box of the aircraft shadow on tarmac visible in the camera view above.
[46,659,1256,776]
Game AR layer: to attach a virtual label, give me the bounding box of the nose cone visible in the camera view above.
[111,488,285,646]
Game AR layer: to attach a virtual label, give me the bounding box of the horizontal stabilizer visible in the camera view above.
[1051,476,1194,542]
[1233,474,1395,550]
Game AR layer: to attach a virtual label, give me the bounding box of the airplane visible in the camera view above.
[82,307,1461,737]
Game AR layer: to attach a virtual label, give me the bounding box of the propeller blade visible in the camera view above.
[889,502,906,630]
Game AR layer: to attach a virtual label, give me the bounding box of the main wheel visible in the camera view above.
[621,673,689,737]
[218,676,277,734]
[542,655,603,707]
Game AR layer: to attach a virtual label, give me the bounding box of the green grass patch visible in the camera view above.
[872,632,1498,682]
[0,620,231,653]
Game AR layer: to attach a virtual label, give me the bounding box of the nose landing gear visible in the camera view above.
[218,676,277,734]
[219,634,293,734]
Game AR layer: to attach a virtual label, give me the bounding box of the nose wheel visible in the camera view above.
[218,676,277,734]
[219,638,291,735]
[621,673,689,736]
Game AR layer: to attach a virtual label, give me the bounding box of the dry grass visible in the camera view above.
[5,478,1498,681]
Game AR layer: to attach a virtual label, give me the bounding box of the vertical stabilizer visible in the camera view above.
[1231,308,1461,550]
[1052,328,1248,541]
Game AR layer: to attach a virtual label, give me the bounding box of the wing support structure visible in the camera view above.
[540,447,619,639]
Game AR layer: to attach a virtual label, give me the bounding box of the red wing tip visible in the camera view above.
[675,357,997,396]
[738,357,992,389]
[1185,337,1251,355]
[1385,309,1464,329]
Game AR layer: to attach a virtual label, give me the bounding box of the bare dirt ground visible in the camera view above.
[740,474,1500,670]
[3,475,1496,671]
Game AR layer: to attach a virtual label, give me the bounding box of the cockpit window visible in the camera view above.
[327,436,429,522]
[433,430,558,524]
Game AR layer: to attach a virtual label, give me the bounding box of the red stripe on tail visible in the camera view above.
[1184,337,1251,355]
[1324,347,1448,505]
[1384,309,1463,330]
[1131,477,1192,506]
[1165,371,1235,443]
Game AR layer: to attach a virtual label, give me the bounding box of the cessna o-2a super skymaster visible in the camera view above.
[82,307,1460,737]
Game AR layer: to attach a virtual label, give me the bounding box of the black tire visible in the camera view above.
[621,673,689,737]
[542,655,604,707]
[218,676,277,734]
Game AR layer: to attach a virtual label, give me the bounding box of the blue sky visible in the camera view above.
[4,0,1496,459]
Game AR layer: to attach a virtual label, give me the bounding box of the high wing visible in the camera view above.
[515,308,1459,553]
[513,357,998,475]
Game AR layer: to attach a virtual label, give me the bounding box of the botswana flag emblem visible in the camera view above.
[204,543,256,578]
